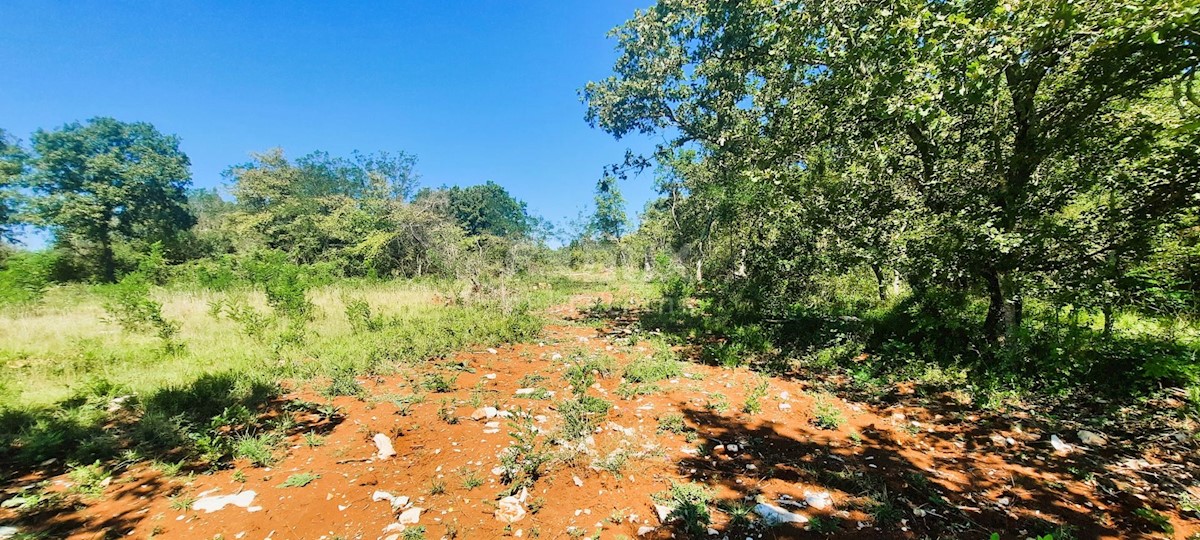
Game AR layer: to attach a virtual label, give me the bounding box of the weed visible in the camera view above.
[401,527,427,540]
[302,432,326,448]
[518,373,548,387]
[233,433,280,467]
[499,410,554,492]
[460,468,484,490]
[323,369,365,398]
[743,377,769,414]
[623,352,682,383]
[278,472,319,488]
[811,397,845,430]
[615,381,660,400]
[809,515,841,534]
[67,461,111,498]
[704,393,730,413]
[1134,506,1174,534]
[652,482,713,536]
[168,492,196,511]
[656,413,689,435]
[558,395,611,440]
[422,372,457,393]
[428,478,446,495]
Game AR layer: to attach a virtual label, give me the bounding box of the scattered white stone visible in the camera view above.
[1078,430,1107,446]
[637,526,657,536]
[472,407,499,420]
[514,388,536,395]
[487,348,498,354]
[495,496,527,523]
[754,502,808,525]
[779,403,792,411]
[804,491,833,510]
[0,526,20,539]
[726,444,739,453]
[573,475,583,487]
[779,391,790,400]
[654,504,675,523]
[551,353,563,360]
[485,373,497,379]
[1050,434,1072,454]
[372,491,410,510]
[193,491,258,513]
[396,507,422,524]
[707,527,719,535]
[492,467,506,476]
[373,433,397,460]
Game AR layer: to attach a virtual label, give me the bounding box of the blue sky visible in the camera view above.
[0,1,661,242]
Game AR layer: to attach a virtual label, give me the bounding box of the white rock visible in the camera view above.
[485,373,497,379]
[0,526,20,539]
[193,491,257,513]
[573,475,584,487]
[1078,430,1107,446]
[495,496,527,523]
[637,526,657,536]
[804,491,833,510]
[654,504,675,523]
[754,502,808,524]
[374,433,397,459]
[726,444,739,453]
[779,403,792,411]
[487,348,498,354]
[471,407,498,420]
[1050,434,1072,454]
[396,507,422,524]
[514,388,536,395]
[707,527,719,535]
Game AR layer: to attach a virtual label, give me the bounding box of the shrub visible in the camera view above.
[623,352,682,384]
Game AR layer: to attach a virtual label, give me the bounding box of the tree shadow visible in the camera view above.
[0,370,344,538]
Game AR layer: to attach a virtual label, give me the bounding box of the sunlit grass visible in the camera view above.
[0,281,445,407]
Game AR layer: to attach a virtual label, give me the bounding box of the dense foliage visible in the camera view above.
[584,0,1200,395]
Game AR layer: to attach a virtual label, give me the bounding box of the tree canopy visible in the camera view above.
[28,118,194,282]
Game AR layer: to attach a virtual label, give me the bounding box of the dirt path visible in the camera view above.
[2,294,1197,539]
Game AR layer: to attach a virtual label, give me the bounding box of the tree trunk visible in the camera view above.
[98,227,116,283]
[983,268,1022,342]
[871,264,887,301]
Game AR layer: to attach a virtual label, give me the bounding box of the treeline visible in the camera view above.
[0,117,555,292]
[585,1,1200,393]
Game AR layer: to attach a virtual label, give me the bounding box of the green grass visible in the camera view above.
[0,277,567,468]
[278,472,319,488]
[623,348,682,384]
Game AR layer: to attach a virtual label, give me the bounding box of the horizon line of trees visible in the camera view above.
[0,117,575,284]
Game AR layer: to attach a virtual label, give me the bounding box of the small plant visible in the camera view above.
[422,372,457,393]
[811,397,845,430]
[67,461,111,498]
[428,478,446,495]
[103,272,183,353]
[704,393,730,413]
[717,499,755,530]
[401,526,427,540]
[344,297,383,333]
[460,468,484,490]
[323,368,365,398]
[302,432,326,448]
[1134,506,1174,534]
[743,377,769,414]
[656,413,689,435]
[168,492,196,511]
[593,450,629,478]
[518,373,548,387]
[623,353,682,383]
[278,472,319,488]
[615,382,660,400]
[558,395,612,440]
[499,410,554,492]
[809,515,841,534]
[652,482,713,536]
[233,433,280,467]
[232,470,247,483]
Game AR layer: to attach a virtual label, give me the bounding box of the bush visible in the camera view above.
[558,395,611,440]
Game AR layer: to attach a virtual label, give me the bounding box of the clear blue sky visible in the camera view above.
[0,1,661,242]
